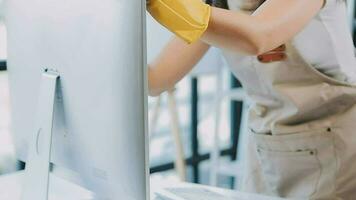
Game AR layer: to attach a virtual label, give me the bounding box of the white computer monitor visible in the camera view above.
[5,0,149,199]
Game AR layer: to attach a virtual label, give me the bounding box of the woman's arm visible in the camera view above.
[202,0,326,55]
[147,0,325,95]
[148,37,210,96]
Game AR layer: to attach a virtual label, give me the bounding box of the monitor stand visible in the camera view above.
[21,69,59,200]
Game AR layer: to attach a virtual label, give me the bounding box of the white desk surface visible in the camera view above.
[0,171,286,200]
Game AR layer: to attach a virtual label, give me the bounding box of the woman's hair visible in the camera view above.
[207,0,267,11]
[206,0,229,8]
[209,0,346,11]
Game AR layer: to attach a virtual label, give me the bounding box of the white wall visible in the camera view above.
[0,0,4,20]
[146,13,172,63]
[347,0,355,31]
[0,22,6,59]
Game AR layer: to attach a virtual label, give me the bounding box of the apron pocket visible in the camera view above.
[254,128,337,198]
[257,148,321,198]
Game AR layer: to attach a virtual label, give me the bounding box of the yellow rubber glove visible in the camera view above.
[147,0,211,44]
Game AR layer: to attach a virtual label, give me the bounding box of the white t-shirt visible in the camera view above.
[225,0,356,83]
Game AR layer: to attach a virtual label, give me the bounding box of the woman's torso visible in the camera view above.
[222,0,356,134]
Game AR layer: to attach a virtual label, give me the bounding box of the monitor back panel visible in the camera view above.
[5,0,148,199]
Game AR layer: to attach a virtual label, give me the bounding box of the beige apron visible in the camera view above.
[227,42,356,199]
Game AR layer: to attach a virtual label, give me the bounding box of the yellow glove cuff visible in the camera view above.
[148,0,211,44]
